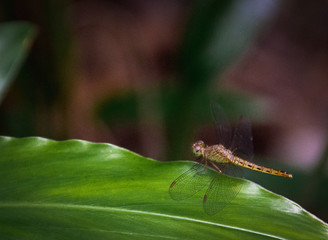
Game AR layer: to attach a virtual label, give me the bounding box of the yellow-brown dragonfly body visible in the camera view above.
[192,140,292,178]
[169,102,293,215]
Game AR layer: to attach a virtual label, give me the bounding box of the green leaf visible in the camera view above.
[0,22,37,103]
[0,137,327,239]
[179,0,278,87]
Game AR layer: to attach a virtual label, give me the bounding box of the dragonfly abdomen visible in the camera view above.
[232,157,293,178]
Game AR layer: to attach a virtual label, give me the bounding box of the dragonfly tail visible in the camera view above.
[233,157,293,178]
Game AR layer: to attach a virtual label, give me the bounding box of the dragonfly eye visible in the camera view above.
[192,140,205,157]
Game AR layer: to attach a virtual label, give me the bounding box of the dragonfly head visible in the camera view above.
[192,140,205,157]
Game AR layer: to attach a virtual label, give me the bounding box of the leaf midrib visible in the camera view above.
[0,201,284,239]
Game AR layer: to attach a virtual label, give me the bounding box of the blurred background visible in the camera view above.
[0,0,327,221]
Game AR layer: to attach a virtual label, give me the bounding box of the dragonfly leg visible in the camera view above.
[197,158,207,174]
[210,162,222,173]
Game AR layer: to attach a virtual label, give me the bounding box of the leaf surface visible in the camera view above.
[0,137,327,239]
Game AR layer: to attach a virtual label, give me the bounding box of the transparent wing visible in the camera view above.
[203,172,243,216]
[169,163,211,201]
[230,117,254,161]
[213,162,243,179]
[210,101,232,149]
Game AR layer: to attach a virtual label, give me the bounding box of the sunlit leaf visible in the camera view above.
[0,137,327,239]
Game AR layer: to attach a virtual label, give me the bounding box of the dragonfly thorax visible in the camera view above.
[204,144,233,163]
[192,141,233,163]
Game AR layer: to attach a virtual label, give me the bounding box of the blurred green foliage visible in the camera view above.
[98,0,276,161]
[0,1,72,138]
[0,22,36,103]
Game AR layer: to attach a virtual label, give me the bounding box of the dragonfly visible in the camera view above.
[169,102,292,215]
